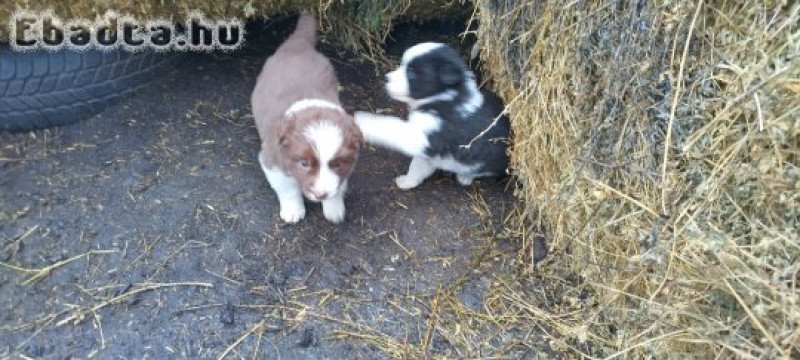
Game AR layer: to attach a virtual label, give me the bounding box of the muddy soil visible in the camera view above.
[1,17,522,359]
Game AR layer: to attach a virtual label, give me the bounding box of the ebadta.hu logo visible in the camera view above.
[9,10,245,51]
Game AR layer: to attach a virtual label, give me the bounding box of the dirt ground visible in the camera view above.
[0,18,535,359]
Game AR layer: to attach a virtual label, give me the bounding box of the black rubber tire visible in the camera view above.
[0,48,184,132]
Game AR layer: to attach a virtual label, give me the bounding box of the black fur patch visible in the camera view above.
[419,91,510,176]
[406,46,467,99]
[405,44,510,176]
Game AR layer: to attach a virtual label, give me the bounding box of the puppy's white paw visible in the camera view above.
[279,203,306,223]
[322,199,346,223]
[456,173,475,186]
[395,175,422,190]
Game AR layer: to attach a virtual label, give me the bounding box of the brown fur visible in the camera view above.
[277,108,362,194]
[251,13,362,196]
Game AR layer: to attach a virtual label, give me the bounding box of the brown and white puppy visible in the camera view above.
[251,12,362,223]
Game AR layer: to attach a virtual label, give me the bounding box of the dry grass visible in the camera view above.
[475,0,799,357]
[0,249,116,285]
[316,187,561,359]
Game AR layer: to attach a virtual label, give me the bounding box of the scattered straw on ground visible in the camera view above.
[56,282,213,326]
[0,249,116,285]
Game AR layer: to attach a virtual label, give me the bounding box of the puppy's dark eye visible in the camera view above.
[299,159,310,168]
[330,159,351,169]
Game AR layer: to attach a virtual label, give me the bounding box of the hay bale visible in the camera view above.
[475,0,798,357]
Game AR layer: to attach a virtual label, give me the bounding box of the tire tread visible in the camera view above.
[0,48,184,132]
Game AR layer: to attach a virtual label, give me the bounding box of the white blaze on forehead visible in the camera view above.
[303,121,344,162]
[401,42,444,64]
[303,121,344,195]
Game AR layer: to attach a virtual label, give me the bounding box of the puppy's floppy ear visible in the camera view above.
[278,114,296,147]
[438,61,463,86]
[344,114,364,150]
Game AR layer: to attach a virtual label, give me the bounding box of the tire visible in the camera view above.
[0,48,184,132]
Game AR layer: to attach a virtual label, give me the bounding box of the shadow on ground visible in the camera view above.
[0,17,529,359]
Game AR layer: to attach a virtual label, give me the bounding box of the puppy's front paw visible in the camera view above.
[322,199,346,223]
[279,203,306,223]
[395,175,422,190]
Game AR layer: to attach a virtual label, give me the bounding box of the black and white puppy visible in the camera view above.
[355,42,510,189]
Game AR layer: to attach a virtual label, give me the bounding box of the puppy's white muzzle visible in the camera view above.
[384,67,410,102]
[307,168,341,202]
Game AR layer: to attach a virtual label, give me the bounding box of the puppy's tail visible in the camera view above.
[289,11,317,45]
